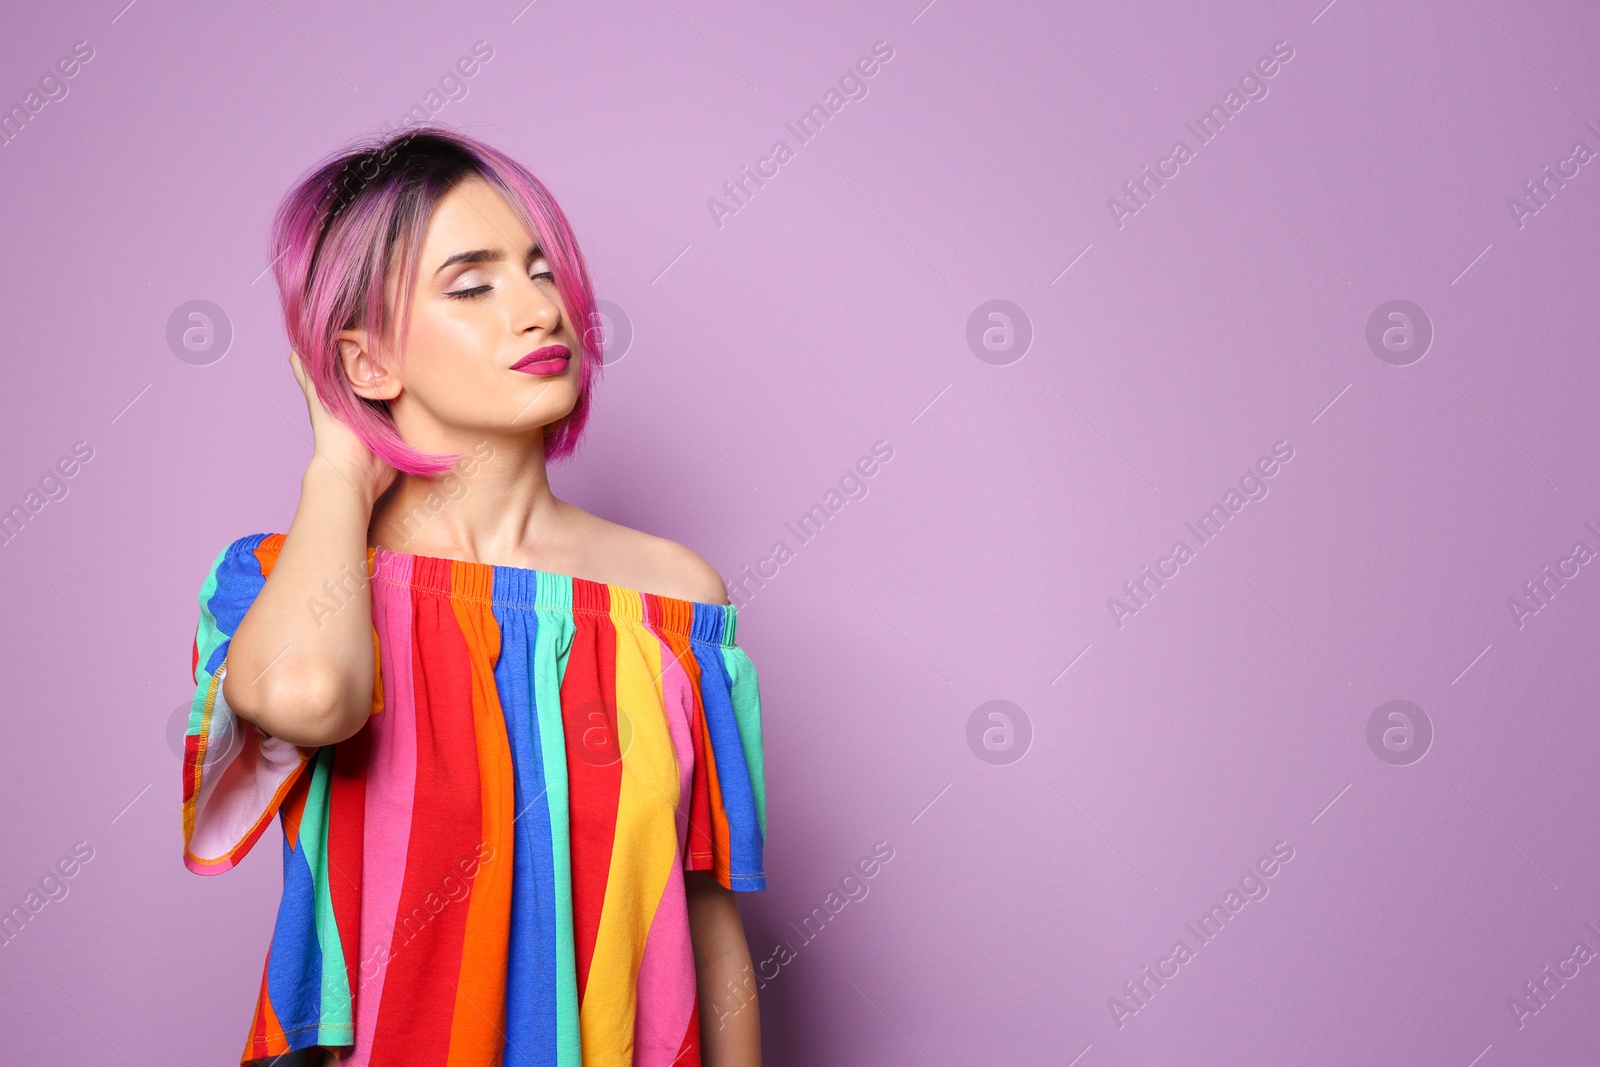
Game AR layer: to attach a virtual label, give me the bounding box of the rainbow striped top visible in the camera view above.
[181,533,767,1066]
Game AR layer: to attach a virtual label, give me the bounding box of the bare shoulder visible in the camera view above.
[574,508,729,605]
[643,535,730,605]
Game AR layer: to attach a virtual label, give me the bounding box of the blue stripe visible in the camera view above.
[691,637,766,890]
[201,533,270,677]
[493,568,558,1067]
[265,827,324,1039]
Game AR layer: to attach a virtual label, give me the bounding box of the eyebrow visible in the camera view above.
[432,242,542,276]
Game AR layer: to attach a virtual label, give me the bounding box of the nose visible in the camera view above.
[514,272,562,336]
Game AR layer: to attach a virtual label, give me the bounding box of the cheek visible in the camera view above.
[395,297,583,430]
[402,305,498,393]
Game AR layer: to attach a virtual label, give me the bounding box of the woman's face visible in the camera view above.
[345,174,581,451]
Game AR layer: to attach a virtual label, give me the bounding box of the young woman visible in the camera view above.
[180,126,768,1067]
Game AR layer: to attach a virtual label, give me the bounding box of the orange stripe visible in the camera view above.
[702,701,732,888]
[445,561,515,1065]
[249,959,290,1059]
[678,640,733,886]
[254,532,286,572]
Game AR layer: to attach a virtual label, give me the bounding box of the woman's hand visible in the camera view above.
[289,348,398,501]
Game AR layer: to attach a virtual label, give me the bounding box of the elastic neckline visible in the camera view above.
[364,543,739,647]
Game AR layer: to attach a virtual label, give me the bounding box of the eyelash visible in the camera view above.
[444,267,556,301]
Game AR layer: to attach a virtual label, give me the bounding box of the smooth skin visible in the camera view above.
[220,175,759,1065]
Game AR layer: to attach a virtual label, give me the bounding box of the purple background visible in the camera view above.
[2,0,1598,1063]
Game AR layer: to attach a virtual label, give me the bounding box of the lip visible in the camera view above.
[511,344,571,376]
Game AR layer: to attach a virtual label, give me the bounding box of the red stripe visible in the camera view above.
[368,560,482,1065]
[675,996,703,1065]
[182,732,200,805]
[563,578,623,1002]
[680,635,714,874]
[246,946,283,1060]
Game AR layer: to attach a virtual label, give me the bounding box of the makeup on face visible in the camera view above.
[511,344,570,376]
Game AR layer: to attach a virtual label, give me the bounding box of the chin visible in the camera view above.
[506,385,579,429]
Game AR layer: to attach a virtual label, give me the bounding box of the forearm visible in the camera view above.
[686,871,762,1064]
[222,457,380,746]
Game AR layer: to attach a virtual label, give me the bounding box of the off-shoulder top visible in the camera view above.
[181,533,767,1067]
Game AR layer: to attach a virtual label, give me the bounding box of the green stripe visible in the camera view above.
[535,572,581,1063]
[722,646,767,835]
[299,747,354,1035]
[188,546,229,739]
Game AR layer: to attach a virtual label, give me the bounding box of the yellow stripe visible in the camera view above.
[581,609,680,1065]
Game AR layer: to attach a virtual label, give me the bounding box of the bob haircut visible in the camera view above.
[268,124,603,476]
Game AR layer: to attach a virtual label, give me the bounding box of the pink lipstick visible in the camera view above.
[511,345,571,376]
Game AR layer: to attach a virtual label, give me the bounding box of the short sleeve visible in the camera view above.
[686,637,767,891]
[181,532,314,876]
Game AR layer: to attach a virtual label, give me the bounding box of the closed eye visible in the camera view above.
[444,260,556,300]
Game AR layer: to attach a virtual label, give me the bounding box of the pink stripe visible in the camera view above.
[632,641,701,1064]
[353,552,418,1058]
[658,641,699,848]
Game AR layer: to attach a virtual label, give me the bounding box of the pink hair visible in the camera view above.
[268,124,603,476]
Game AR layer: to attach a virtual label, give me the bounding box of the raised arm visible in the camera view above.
[220,351,396,748]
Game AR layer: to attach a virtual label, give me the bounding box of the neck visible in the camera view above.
[368,430,567,565]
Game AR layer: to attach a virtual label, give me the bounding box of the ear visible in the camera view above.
[335,328,401,402]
